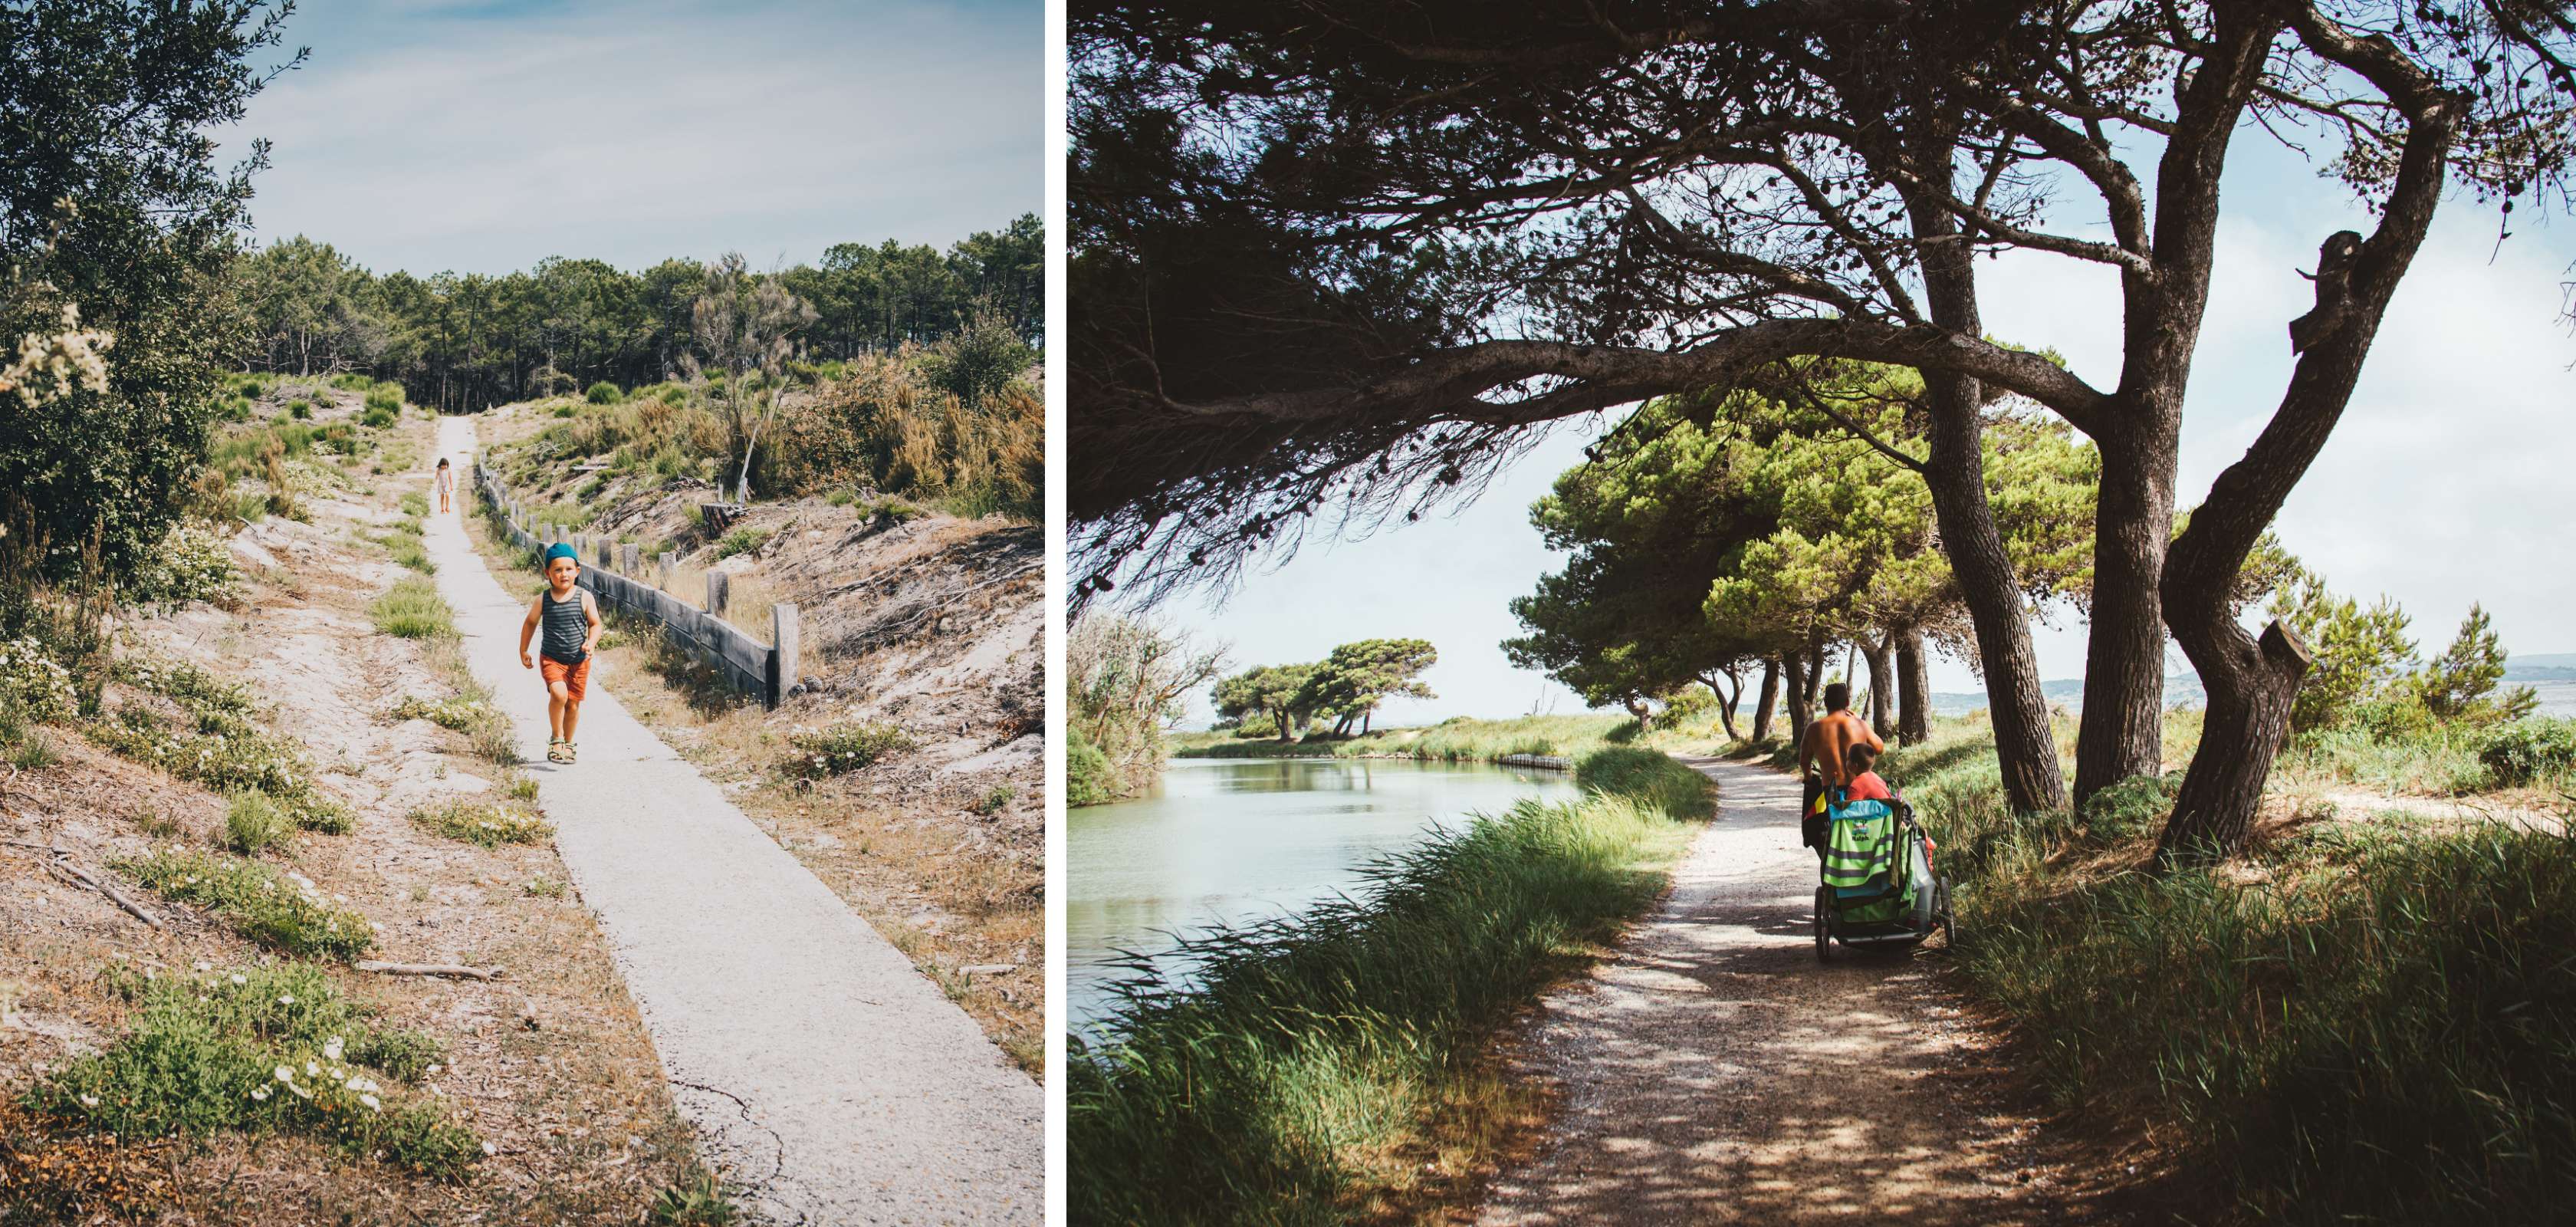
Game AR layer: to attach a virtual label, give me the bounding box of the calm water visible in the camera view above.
[1066,757,1583,1031]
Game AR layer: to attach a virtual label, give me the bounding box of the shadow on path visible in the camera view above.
[1475,755,2103,1226]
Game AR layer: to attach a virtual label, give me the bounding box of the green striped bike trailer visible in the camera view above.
[1822,790,1914,926]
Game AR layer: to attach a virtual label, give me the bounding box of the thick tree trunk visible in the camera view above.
[1920,392,2065,811]
[1896,629,1931,744]
[2155,621,2308,864]
[1623,696,1653,732]
[1902,187,2066,813]
[2075,428,2178,804]
[1361,709,1372,735]
[1864,636,1896,740]
[1750,659,1779,743]
[1784,646,1820,750]
[1277,707,1296,743]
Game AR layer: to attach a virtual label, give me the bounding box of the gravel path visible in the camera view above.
[426,418,1040,1225]
[1476,754,2096,1225]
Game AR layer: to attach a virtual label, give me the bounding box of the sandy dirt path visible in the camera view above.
[426,417,1040,1225]
[1476,755,2100,1225]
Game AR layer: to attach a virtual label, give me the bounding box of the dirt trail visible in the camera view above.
[1476,755,2104,1226]
[426,417,1040,1224]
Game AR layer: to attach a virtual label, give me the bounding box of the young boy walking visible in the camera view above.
[519,542,601,763]
[435,456,455,514]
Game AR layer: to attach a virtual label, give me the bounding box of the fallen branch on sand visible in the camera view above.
[354,960,499,981]
[42,854,165,930]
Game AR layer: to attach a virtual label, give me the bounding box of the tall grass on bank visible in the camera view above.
[1870,716,2576,1225]
[1068,749,1711,1225]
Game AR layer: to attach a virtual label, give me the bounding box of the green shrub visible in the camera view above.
[973,785,1015,815]
[288,400,311,419]
[649,1166,741,1225]
[376,528,434,573]
[369,577,455,639]
[124,521,243,610]
[363,385,400,413]
[2478,718,2576,786]
[399,491,429,517]
[12,730,58,770]
[1066,728,1113,807]
[714,526,772,559]
[0,637,80,722]
[586,381,623,405]
[224,790,294,855]
[96,658,349,833]
[865,497,930,525]
[392,693,488,732]
[330,373,377,391]
[25,962,472,1176]
[360,406,397,429]
[409,800,553,848]
[238,379,264,400]
[113,848,374,960]
[784,722,914,777]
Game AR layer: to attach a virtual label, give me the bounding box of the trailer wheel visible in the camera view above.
[1813,887,1833,962]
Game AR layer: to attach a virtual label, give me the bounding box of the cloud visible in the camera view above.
[221,0,1041,274]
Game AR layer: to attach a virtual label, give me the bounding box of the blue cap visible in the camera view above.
[544,542,579,564]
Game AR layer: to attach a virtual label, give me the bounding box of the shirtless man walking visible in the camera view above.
[1798,682,1885,855]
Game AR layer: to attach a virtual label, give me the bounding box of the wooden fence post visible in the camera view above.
[596,538,610,569]
[657,551,676,589]
[706,570,729,616]
[619,544,639,575]
[770,604,800,709]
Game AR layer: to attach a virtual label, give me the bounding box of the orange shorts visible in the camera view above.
[540,655,590,702]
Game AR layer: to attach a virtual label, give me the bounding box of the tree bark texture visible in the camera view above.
[1864,636,1896,740]
[1919,383,2065,811]
[1750,658,1779,743]
[2075,426,2179,804]
[1903,183,2066,813]
[1896,628,1931,744]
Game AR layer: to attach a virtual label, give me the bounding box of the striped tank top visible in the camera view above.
[540,588,588,664]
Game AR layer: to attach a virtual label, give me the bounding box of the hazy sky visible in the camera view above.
[1149,133,2576,726]
[219,0,1042,275]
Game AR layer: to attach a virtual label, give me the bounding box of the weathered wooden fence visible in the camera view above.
[475,463,799,709]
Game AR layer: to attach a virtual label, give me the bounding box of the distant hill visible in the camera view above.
[2507,653,2576,681]
[1932,675,2203,715]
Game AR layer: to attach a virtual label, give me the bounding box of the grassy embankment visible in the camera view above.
[1789,709,2576,1225]
[1069,744,1713,1224]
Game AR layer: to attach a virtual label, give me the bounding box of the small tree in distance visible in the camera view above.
[691,252,817,503]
